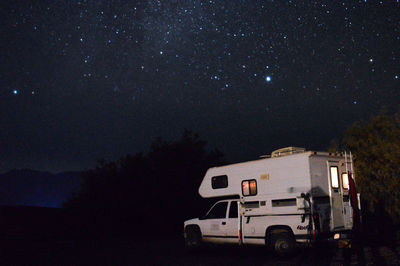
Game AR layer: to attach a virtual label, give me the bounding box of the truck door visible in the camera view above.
[225,201,239,244]
[201,201,228,243]
[328,162,345,230]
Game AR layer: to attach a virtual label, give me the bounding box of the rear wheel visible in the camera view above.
[269,232,295,256]
[184,227,202,250]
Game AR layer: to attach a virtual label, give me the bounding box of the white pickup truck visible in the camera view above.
[184,148,359,255]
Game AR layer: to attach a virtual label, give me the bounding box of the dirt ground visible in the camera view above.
[0,237,399,265]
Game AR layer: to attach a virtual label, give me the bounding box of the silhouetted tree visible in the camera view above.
[341,109,400,225]
[64,130,224,238]
[146,130,224,230]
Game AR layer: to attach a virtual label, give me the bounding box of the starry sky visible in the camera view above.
[0,0,399,173]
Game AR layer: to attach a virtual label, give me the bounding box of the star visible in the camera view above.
[0,0,398,175]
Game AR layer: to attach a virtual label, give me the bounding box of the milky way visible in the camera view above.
[0,1,399,172]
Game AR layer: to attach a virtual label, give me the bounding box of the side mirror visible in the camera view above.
[240,196,245,204]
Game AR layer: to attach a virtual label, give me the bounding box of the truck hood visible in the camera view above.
[184,218,200,226]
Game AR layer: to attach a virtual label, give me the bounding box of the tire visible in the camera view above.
[269,232,295,256]
[184,227,202,250]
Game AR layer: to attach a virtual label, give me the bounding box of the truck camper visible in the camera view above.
[184,147,360,255]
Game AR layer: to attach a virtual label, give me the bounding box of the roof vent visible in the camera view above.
[271,147,305,158]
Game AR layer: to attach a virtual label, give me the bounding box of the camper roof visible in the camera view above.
[271,147,305,158]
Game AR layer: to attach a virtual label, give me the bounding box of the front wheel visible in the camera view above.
[184,227,202,250]
[269,232,295,256]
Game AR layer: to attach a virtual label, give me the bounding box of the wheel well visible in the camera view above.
[265,225,294,244]
[185,224,202,236]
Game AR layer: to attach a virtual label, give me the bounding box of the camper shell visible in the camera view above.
[184,147,359,254]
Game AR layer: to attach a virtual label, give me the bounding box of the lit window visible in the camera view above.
[250,180,257,195]
[242,181,249,195]
[342,173,349,190]
[330,166,339,189]
[242,179,257,196]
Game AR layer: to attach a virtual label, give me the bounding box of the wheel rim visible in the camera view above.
[275,239,289,252]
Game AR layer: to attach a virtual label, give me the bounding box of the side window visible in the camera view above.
[272,198,296,207]
[342,173,349,190]
[242,179,257,196]
[330,166,339,189]
[205,202,228,219]
[229,201,238,218]
[212,175,228,189]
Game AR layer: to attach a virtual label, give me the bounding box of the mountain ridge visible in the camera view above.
[0,169,82,208]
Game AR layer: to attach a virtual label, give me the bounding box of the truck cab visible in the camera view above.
[184,200,240,245]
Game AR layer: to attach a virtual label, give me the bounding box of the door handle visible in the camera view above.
[221,222,226,225]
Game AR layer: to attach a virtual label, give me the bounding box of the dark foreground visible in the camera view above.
[0,237,399,266]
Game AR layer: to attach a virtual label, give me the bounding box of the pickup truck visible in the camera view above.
[184,199,302,255]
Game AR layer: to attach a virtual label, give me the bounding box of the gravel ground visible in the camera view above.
[0,237,399,265]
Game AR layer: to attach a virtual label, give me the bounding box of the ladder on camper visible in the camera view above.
[344,151,362,227]
[344,151,355,183]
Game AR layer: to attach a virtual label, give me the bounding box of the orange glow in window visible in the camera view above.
[342,173,349,190]
[249,180,257,195]
[242,182,249,196]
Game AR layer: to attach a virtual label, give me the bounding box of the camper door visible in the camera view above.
[327,161,345,230]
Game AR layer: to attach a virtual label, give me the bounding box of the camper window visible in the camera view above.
[272,198,296,207]
[211,175,228,189]
[342,173,349,190]
[242,179,257,196]
[205,202,228,219]
[330,166,339,189]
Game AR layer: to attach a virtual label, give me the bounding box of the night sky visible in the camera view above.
[1,1,399,173]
